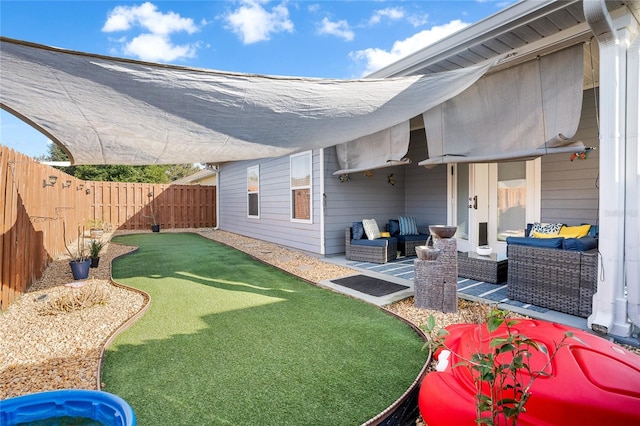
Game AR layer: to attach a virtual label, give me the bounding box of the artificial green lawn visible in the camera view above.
[103,233,427,425]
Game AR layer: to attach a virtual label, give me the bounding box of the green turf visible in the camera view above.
[102,233,427,425]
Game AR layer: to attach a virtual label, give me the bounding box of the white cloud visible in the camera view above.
[102,2,201,62]
[368,7,405,25]
[317,17,354,41]
[407,13,430,28]
[124,34,198,62]
[350,19,469,76]
[225,0,293,44]
[368,7,427,28]
[103,2,198,34]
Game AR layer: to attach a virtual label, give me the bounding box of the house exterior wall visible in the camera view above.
[540,88,600,225]
[322,129,448,255]
[403,130,448,229]
[322,146,407,255]
[218,151,322,253]
[220,92,600,256]
[193,175,217,186]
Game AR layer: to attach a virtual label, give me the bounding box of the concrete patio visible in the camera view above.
[322,254,589,332]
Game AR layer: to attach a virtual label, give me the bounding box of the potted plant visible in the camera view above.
[421,309,573,425]
[146,191,160,232]
[89,239,106,268]
[88,219,104,239]
[64,222,90,280]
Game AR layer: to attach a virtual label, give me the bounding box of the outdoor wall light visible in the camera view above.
[86,188,91,195]
[62,180,72,189]
[42,175,58,187]
[77,184,84,191]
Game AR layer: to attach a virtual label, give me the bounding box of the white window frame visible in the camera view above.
[247,165,260,218]
[290,151,312,223]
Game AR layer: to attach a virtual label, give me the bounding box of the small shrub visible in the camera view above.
[422,309,572,426]
[89,239,106,258]
[40,284,108,315]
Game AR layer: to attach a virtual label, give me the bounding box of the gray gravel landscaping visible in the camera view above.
[2,228,638,403]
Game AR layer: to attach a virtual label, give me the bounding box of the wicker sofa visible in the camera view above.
[386,219,429,257]
[506,236,598,318]
[345,227,397,264]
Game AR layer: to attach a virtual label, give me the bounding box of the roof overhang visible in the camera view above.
[367,0,630,79]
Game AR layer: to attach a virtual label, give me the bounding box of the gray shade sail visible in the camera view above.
[334,122,411,175]
[420,44,585,166]
[1,37,495,166]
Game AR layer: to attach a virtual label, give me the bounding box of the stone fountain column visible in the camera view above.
[414,231,457,313]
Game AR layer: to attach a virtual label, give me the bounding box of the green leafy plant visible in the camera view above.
[89,239,106,259]
[88,218,104,230]
[422,309,573,425]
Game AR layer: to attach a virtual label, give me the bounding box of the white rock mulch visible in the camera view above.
[0,243,145,399]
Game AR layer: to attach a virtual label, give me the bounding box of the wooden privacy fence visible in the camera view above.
[1,145,216,309]
[89,181,216,230]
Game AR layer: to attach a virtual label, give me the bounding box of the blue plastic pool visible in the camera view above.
[0,389,136,426]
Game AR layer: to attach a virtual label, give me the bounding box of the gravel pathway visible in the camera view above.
[2,228,638,403]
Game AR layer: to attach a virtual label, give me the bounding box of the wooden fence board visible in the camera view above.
[1,145,216,309]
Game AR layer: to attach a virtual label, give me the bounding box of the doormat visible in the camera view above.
[331,275,409,297]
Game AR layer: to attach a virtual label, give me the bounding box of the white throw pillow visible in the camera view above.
[362,218,381,240]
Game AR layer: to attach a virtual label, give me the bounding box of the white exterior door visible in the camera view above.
[449,160,539,255]
[450,163,489,253]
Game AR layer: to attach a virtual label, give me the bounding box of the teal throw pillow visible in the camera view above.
[398,216,419,236]
[352,222,364,240]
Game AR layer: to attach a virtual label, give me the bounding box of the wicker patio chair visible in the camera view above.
[345,228,397,264]
[506,244,598,317]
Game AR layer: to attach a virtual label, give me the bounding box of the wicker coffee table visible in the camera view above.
[457,251,508,284]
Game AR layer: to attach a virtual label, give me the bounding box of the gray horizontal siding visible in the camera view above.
[322,130,448,255]
[220,87,600,256]
[404,130,448,228]
[541,88,600,225]
[219,151,322,254]
[322,146,406,255]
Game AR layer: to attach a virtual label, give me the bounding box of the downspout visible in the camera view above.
[584,0,637,337]
[319,148,326,256]
[625,33,640,332]
[214,166,220,230]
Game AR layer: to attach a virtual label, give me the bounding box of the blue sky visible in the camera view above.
[1,0,515,159]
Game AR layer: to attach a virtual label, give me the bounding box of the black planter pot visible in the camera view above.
[70,259,90,280]
[90,257,100,268]
[152,224,160,232]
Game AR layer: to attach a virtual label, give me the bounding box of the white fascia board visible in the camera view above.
[368,0,575,78]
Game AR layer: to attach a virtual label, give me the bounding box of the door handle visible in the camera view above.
[470,195,477,209]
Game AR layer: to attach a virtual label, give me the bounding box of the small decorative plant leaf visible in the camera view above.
[425,315,436,332]
[490,337,508,347]
[437,328,450,338]
[487,315,505,332]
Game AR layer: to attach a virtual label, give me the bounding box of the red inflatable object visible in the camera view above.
[419,320,640,425]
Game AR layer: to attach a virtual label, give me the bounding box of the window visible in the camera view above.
[496,162,526,241]
[290,152,312,222]
[247,165,259,218]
